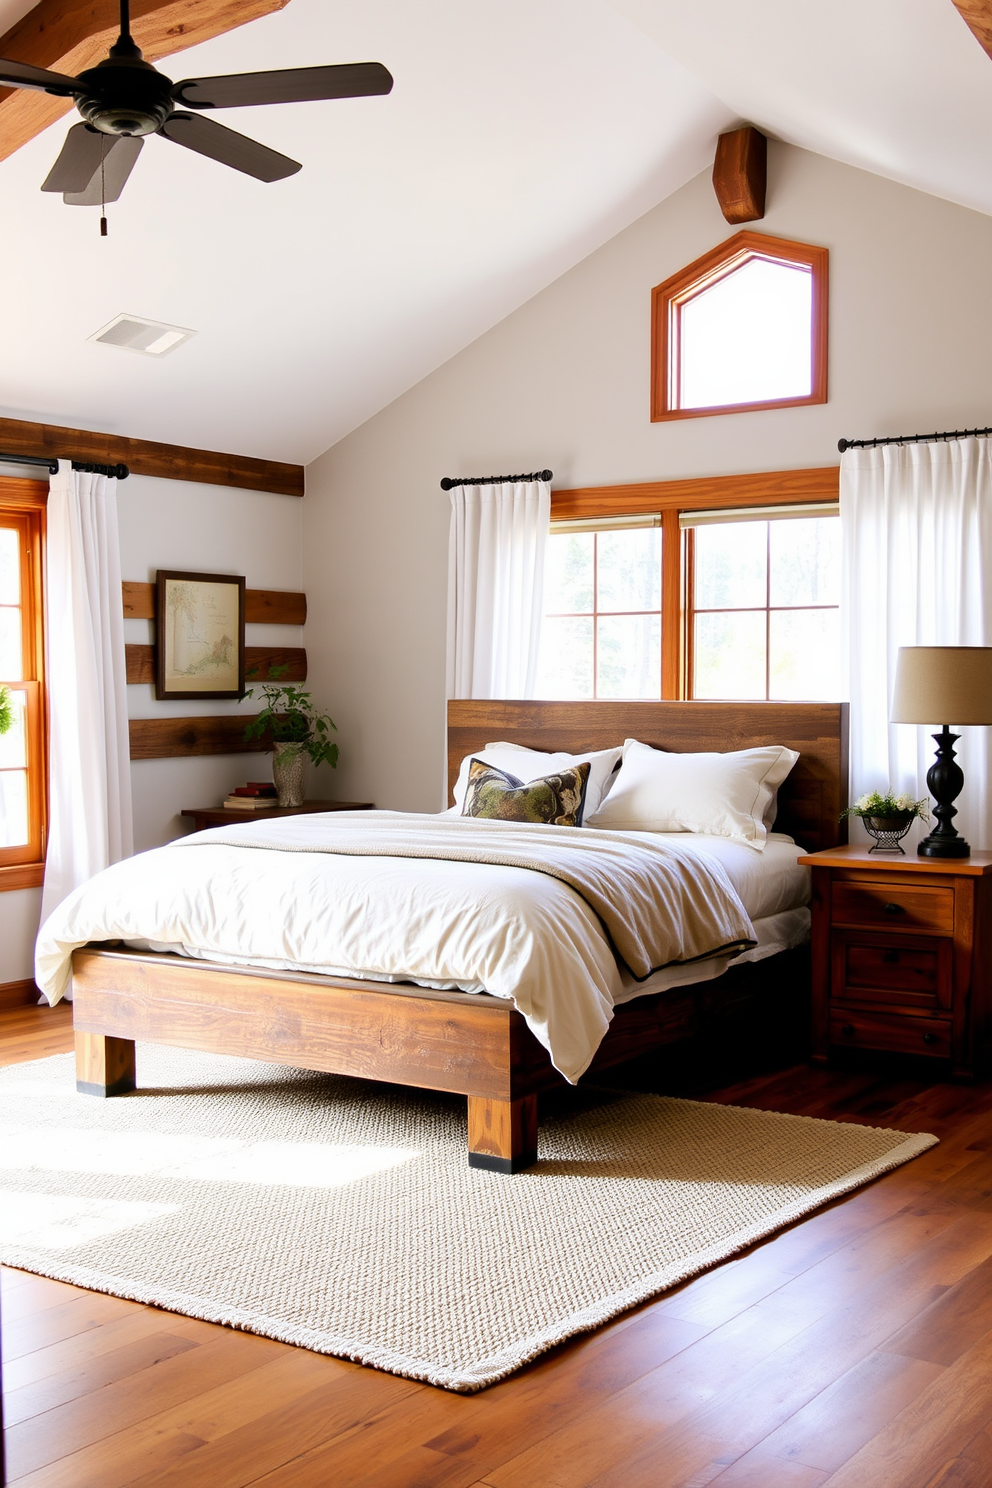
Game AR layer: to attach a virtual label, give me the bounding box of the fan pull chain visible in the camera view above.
[100,142,108,237]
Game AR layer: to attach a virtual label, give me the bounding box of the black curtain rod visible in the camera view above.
[838,426,992,454]
[440,468,552,491]
[0,451,130,479]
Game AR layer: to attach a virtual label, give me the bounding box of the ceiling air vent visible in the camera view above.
[88,313,196,358]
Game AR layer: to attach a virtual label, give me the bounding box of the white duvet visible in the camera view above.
[35,812,809,1083]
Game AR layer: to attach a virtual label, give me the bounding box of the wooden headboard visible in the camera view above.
[447,700,848,853]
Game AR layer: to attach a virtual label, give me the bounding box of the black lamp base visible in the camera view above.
[918,834,971,859]
[918,725,970,859]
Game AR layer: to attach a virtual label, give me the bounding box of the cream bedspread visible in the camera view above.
[35,811,757,1082]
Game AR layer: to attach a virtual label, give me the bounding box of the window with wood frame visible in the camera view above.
[685,504,840,699]
[651,232,828,422]
[538,469,841,703]
[0,481,47,889]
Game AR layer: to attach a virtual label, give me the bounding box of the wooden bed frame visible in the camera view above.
[72,699,848,1172]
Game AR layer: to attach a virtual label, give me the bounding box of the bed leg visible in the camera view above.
[75,1031,136,1097]
[467,1094,538,1174]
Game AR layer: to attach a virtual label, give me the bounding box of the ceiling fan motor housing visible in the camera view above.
[75,50,174,137]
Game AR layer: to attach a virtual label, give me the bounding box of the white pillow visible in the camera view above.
[450,742,622,822]
[584,738,799,850]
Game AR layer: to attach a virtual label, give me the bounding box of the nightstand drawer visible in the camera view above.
[830,1009,952,1059]
[832,880,954,934]
[831,932,953,1011]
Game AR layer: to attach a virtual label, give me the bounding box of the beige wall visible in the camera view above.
[1,471,302,986]
[120,473,303,855]
[302,141,992,814]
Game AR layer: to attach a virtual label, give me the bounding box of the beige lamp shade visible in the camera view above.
[890,646,992,726]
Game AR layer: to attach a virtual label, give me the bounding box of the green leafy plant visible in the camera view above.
[841,789,929,822]
[0,684,14,737]
[242,670,338,769]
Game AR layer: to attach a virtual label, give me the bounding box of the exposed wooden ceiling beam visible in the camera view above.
[951,1,992,59]
[0,0,290,165]
[0,414,304,496]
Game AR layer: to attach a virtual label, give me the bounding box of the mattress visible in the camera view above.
[36,816,809,1083]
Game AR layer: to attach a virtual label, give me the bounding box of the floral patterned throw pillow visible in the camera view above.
[461,758,591,827]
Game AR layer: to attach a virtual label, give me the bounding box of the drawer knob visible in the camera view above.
[841,1023,855,1037]
[883,950,900,964]
[883,902,904,916]
[922,1032,939,1045]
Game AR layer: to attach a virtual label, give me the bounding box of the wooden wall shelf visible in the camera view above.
[124,580,307,758]
[129,716,273,761]
[123,582,306,625]
[125,645,306,686]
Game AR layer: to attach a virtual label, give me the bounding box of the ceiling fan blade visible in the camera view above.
[158,112,301,182]
[63,135,143,205]
[0,56,80,95]
[172,61,393,110]
[41,124,110,194]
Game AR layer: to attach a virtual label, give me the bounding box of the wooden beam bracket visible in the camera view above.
[712,125,767,224]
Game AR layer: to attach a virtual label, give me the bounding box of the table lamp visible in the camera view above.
[890,646,992,858]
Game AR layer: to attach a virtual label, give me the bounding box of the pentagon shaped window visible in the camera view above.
[651,232,828,422]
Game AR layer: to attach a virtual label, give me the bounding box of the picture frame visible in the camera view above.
[155,569,246,701]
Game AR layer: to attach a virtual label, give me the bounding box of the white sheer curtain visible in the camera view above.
[842,438,992,849]
[40,462,133,928]
[446,477,550,698]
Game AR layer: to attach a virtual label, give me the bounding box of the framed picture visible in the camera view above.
[155,569,246,701]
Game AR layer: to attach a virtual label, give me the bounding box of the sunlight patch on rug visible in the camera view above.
[0,1046,936,1391]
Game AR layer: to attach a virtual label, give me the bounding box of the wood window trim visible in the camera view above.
[650,231,829,423]
[550,465,839,701]
[0,479,48,892]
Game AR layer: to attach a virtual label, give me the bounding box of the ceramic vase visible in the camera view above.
[272,742,308,808]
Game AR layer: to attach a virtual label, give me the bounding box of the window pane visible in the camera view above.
[681,257,813,410]
[545,533,593,614]
[694,522,767,609]
[769,517,840,606]
[596,529,661,613]
[0,528,19,605]
[0,607,22,679]
[596,615,660,699]
[0,687,26,767]
[694,611,766,698]
[770,609,841,699]
[0,769,29,847]
[535,616,594,698]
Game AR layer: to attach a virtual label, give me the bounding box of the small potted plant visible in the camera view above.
[841,788,930,854]
[242,675,338,808]
[0,684,13,738]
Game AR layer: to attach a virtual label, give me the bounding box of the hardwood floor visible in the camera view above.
[5,1004,992,1486]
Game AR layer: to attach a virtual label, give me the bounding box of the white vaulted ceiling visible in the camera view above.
[0,0,989,464]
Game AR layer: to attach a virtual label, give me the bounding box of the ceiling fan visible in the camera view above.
[0,0,393,215]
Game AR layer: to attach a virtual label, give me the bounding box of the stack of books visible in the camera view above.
[223,783,279,811]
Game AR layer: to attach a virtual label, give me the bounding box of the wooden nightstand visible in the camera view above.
[797,844,992,1081]
[181,800,374,832]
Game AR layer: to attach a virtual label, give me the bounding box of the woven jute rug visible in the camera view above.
[0,1045,936,1392]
